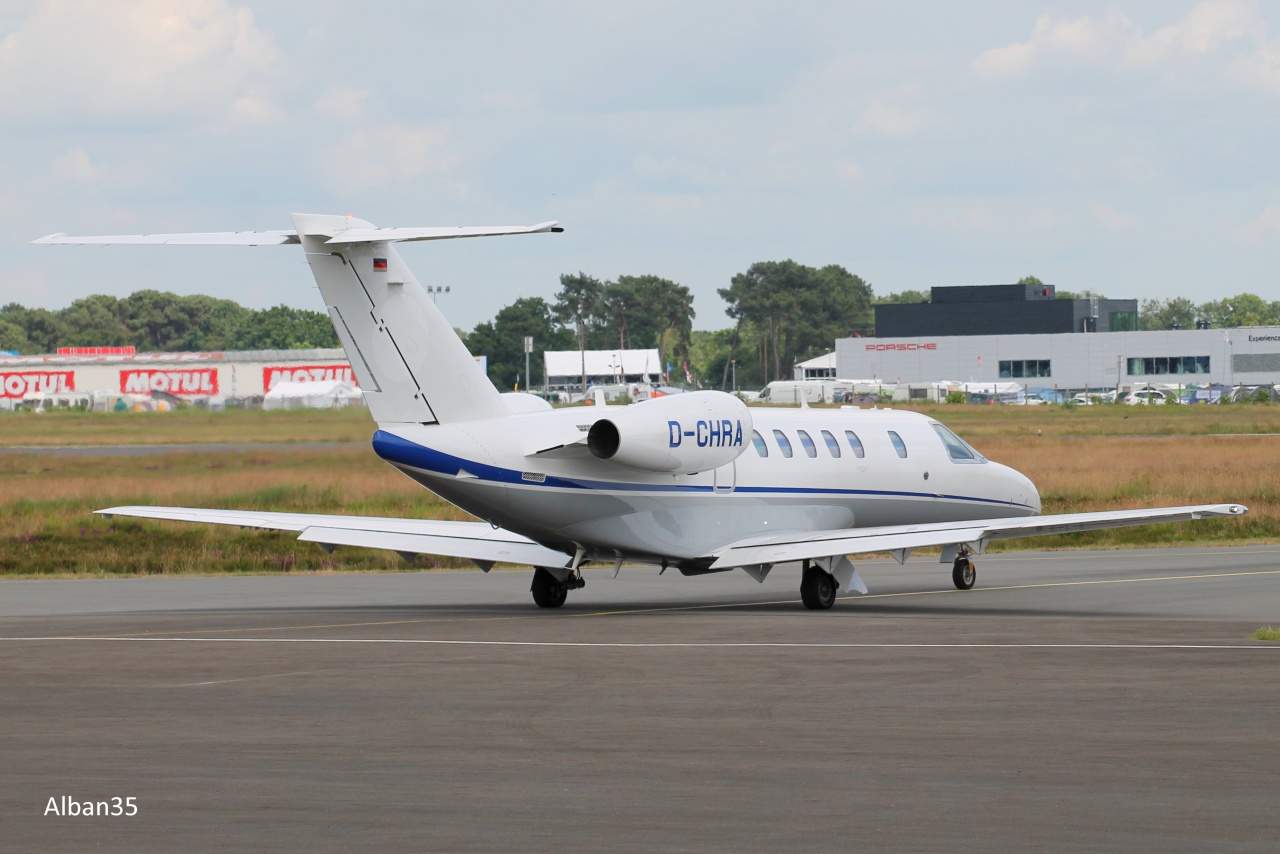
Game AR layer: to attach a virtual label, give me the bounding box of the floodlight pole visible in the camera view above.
[524,336,533,396]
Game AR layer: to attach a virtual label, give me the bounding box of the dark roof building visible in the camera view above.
[875,284,1138,337]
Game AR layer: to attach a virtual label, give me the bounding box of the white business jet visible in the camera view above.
[34,215,1246,610]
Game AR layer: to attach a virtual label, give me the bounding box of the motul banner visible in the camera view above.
[120,368,219,396]
[262,365,357,390]
[0,370,75,398]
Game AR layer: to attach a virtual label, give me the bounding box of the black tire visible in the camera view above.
[800,566,838,610]
[531,567,568,608]
[952,558,976,590]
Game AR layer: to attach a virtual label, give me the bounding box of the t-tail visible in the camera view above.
[33,214,564,426]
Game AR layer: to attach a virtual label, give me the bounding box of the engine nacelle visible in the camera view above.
[587,391,753,473]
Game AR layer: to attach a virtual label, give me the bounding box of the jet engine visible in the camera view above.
[587,391,753,473]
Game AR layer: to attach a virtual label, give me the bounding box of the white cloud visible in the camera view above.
[973,1,1277,92]
[318,125,456,192]
[835,160,862,181]
[51,149,99,182]
[0,0,280,123]
[1233,206,1280,243]
[1093,203,1136,230]
[314,86,370,123]
[860,85,930,137]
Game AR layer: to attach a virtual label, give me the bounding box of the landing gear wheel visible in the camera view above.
[952,557,976,590]
[531,567,568,608]
[800,564,838,610]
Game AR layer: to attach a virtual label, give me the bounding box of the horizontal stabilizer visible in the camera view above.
[96,505,570,568]
[34,220,561,247]
[32,230,299,246]
[323,222,562,244]
[707,503,1248,570]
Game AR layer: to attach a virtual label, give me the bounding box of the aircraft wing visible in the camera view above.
[96,505,572,570]
[706,503,1248,570]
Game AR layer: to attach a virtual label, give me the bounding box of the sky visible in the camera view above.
[1,0,1278,332]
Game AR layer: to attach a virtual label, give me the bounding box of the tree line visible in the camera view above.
[8,275,1278,393]
[0,291,339,354]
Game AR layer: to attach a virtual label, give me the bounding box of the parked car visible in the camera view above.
[1124,389,1170,405]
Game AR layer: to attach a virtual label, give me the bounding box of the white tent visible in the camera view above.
[262,379,363,410]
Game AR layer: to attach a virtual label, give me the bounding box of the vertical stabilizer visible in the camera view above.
[292,213,506,425]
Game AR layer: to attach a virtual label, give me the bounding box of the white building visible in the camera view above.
[544,348,662,390]
[793,352,837,380]
[835,327,1280,391]
[0,348,355,403]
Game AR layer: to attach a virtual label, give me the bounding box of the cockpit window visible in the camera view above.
[751,430,768,458]
[844,430,865,459]
[797,430,817,458]
[931,423,985,462]
[888,430,908,458]
[773,429,793,459]
[821,430,841,458]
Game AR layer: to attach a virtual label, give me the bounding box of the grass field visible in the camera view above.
[0,406,376,446]
[1,404,1275,576]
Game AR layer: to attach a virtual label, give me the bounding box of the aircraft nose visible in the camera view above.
[997,462,1041,514]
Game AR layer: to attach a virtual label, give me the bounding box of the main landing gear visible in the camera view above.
[531,567,585,609]
[952,553,976,590]
[800,561,838,610]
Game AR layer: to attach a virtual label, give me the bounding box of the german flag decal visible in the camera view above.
[373,257,388,271]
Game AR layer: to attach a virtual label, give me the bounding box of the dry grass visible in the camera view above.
[0,406,375,446]
[895,401,1280,438]
[975,435,1271,549]
[0,449,478,577]
[1,411,1271,577]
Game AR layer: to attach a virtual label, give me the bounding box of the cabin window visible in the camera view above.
[751,430,768,458]
[931,423,984,462]
[797,430,818,458]
[888,430,908,458]
[773,429,794,459]
[821,429,841,458]
[844,430,865,459]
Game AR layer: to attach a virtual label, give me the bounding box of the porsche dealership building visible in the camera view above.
[837,284,1280,390]
[836,327,1280,390]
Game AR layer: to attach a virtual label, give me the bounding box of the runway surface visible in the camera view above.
[2,546,1278,852]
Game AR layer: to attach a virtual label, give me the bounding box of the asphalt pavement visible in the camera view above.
[2,546,1278,852]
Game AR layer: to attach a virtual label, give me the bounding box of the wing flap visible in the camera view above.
[707,503,1247,570]
[298,527,569,567]
[95,505,569,567]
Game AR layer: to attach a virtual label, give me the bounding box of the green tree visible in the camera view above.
[1139,297,1197,330]
[553,272,606,391]
[231,305,339,350]
[719,260,872,383]
[1198,293,1276,328]
[58,295,131,347]
[0,304,63,352]
[464,297,572,390]
[612,274,696,366]
[874,289,930,304]
[0,318,31,353]
[1017,275,1044,286]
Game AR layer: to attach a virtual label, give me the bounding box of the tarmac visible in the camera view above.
[2,546,1278,852]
